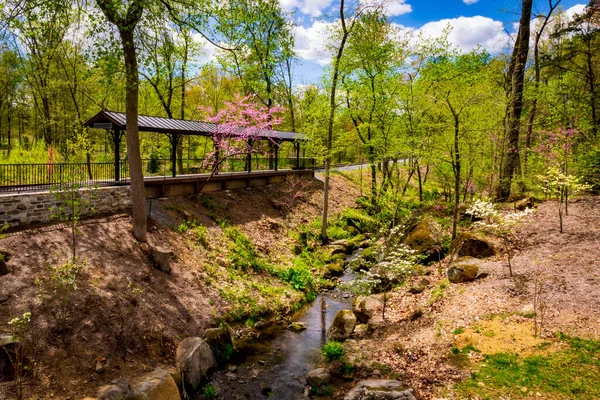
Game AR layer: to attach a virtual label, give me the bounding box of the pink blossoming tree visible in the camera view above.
[198,94,284,190]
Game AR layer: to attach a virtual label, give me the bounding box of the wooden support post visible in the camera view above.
[170,134,178,178]
[274,142,279,171]
[246,139,253,173]
[295,141,300,169]
[112,129,122,182]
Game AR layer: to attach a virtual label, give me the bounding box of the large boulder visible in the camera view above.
[327,310,356,341]
[352,296,382,323]
[305,368,331,387]
[515,196,534,211]
[0,250,11,276]
[175,337,216,392]
[455,233,495,259]
[404,218,443,262]
[0,333,16,382]
[97,379,133,400]
[447,257,482,284]
[132,368,180,400]
[202,327,234,365]
[344,379,416,400]
[324,260,345,278]
[151,246,172,274]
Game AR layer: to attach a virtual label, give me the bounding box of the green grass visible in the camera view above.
[455,336,600,399]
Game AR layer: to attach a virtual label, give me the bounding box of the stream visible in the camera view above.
[205,250,362,399]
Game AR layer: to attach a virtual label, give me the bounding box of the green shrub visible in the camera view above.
[322,341,344,361]
[203,384,217,400]
[224,227,268,272]
[341,208,379,233]
[194,225,209,247]
[147,152,160,174]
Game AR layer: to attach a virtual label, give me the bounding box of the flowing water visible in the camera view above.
[206,250,361,399]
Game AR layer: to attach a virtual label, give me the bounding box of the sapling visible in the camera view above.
[467,199,533,277]
[6,312,31,400]
[50,170,97,263]
[537,167,589,233]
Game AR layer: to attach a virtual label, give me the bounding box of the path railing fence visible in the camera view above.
[0,157,317,194]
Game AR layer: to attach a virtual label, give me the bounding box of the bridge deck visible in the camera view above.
[143,168,315,198]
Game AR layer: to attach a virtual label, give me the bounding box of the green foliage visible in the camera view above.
[224,226,268,272]
[47,261,85,293]
[147,152,160,174]
[428,279,449,305]
[8,312,31,342]
[341,208,380,234]
[455,336,600,399]
[453,327,465,335]
[194,225,209,247]
[322,341,345,361]
[203,384,217,400]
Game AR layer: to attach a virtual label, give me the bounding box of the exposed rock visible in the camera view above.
[328,246,347,257]
[344,379,416,400]
[515,196,534,211]
[151,246,173,274]
[132,368,180,400]
[288,322,307,332]
[456,233,495,259]
[327,310,356,341]
[447,257,482,283]
[408,278,430,294]
[202,327,234,365]
[175,337,216,392]
[139,243,150,254]
[353,296,382,323]
[476,271,490,280]
[167,368,182,391]
[0,333,16,382]
[97,379,133,400]
[95,359,106,374]
[324,260,345,278]
[305,368,331,387]
[404,218,443,262]
[409,310,423,321]
[0,250,11,275]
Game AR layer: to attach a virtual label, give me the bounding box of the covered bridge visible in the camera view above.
[84,110,311,182]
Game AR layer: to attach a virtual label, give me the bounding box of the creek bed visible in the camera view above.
[205,252,361,399]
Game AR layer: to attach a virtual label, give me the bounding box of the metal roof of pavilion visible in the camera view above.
[84,110,308,142]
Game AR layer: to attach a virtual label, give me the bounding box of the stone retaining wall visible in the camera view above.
[0,186,131,228]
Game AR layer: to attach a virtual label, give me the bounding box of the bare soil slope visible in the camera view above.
[0,173,359,399]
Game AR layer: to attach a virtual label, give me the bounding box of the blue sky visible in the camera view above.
[277,0,588,84]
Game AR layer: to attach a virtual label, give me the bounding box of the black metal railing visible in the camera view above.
[0,157,317,193]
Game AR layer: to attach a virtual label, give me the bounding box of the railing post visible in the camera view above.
[295,141,300,169]
[274,142,279,171]
[113,129,121,183]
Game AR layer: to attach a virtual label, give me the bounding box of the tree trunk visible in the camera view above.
[322,0,350,241]
[496,0,533,200]
[121,28,147,242]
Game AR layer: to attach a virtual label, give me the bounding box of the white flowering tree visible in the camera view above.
[537,167,589,233]
[342,242,422,320]
[467,199,534,277]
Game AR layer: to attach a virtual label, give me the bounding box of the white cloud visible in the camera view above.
[293,21,336,65]
[565,3,587,19]
[279,0,335,17]
[359,0,413,16]
[463,0,480,4]
[419,16,509,53]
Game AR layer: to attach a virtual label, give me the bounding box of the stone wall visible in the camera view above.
[0,186,131,228]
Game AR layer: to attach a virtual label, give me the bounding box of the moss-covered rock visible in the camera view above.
[324,260,345,278]
[453,231,496,259]
[404,217,443,262]
[447,257,482,283]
